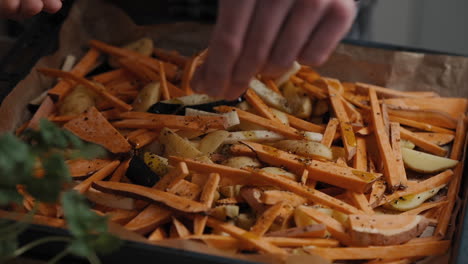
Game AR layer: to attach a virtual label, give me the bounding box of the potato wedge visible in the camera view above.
[281,81,313,119]
[199,130,230,155]
[401,148,458,173]
[159,128,203,159]
[270,108,289,126]
[250,79,291,113]
[132,82,161,112]
[400,139,415,149]
[143,152,168,176]
[384,185,445,211]
[224,130,284,144]
[59,85,96,116]
[272,140,333,160]
[186,108,240,128]
[275,61,301,87]
[222,156,262,169]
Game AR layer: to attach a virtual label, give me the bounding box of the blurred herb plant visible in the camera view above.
[0,119,121,263]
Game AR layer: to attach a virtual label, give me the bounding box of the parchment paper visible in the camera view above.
[0,0,467,263]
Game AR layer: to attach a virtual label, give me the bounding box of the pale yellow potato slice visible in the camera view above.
[384,185,445,211]
[273,140,333,160]
[401,148,458,173]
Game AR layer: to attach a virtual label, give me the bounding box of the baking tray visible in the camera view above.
[0,1,467,263]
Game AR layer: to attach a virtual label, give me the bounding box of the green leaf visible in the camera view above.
[0,235,18,259]
[38,119,69,149]
[26,153,70,203]
[62,191,121,257]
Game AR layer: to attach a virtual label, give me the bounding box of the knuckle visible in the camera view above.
[214,34,242,58]
[330,0,356,21]
[298,0,329,10]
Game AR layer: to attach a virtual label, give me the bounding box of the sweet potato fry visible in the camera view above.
[355,83,438,99]
[400,200,447,215]
[390,123,408,187]
[158,61,170,100]
[389,109,457,129]
[379,169,454,207]
[389,115,454,134]
[124,204,172,234]
[89,40,178,80]
[307,240,450,260]
[251,202,285,236]
[399,127,447,156]
[199,173,220,208]
[369,180,386,208]
[286,113,325,133]
[321,118,339,148]
[171,217,191,238]
[193,215,208,236]
[48,48,101,101]
[435,115,467,237]
[40,68,132,111]
[92,181,209,213]
[148,227,168,241]
[266,224,327,238]
[413,133,455,146]
[242,142,380,193]
[74,160,120,193]
[167,179,201,200]
[204,217,287,256]
[215,106,303,139]
[297,206,351,245]
[263,78,282,94]
[328,85,357,160]
[27,96,55,129]
[383,97,468,119]
[154,162,190,191]
[260,190,307,207]
[369,88,403,190]
[67,159,111,179]
[153,48,188,68]
[244,89,282,123]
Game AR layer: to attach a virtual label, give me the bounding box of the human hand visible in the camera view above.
[0,0,62,20]
[192,0,356,100]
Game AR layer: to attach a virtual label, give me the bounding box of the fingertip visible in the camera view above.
[0,0,21,19]
[21,0,43,17]
[42,0,62,14]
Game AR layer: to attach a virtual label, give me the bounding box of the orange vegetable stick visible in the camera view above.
[413,133,455,146]
[390,122,408,187]
[355,83,437,99]
[109,159,131,182]
[286,113,325,133]
[27,96,55,129]
[181,56,199,94]
[400,201,447,215]
[321,118,339,148]
[215,106,303,139]
[108,209,139,225]
[328,85,357,160]
[199,173,220,208]
[263,78,282,95]
[126,128,148,141]
[167,179,201,200]
[369,88,402,191]
[378,170,454,207]
[92,181,209,213]
[15,121,30,136]
[435,114,467,237]
[244,89,282,123]
[148,227,167,241]
[389,109,457,129]
[251,202,285,236]
[193,215,208,236]
[298,206,351,245]
[171,156,362,214]
[204,217,286,256]
[399,127,447,156]
[369,182,386,209]
[89,40,177,80]
[129,131,159,149]
[0,210,65,229]
[243,142,380,193]
[260,190,306,207]
[172,217,191,238]
[158,61,170,100]
[48,48,101,101]
[153,47,188,68]
[124,204,172,234]
[48,115,78,123]
[154,162,190,191]
[115,112,227,131]
[74,160,120,193]
[307,240,450,260]
[389,115,454,135]
[91,69,131,84]
[38,68,132,111]
[382,97,467,119]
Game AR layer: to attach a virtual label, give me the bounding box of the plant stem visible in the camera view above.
[87,252,102,264]
[12,236,72,257]
[47,248,70,264]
